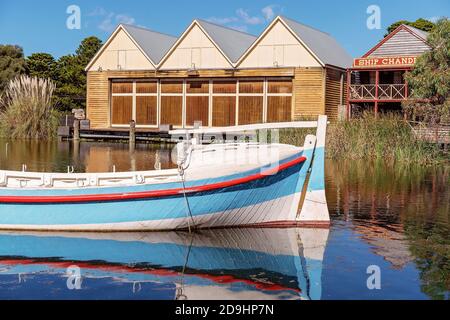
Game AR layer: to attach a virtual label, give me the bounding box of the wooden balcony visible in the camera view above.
[349,84,407,101]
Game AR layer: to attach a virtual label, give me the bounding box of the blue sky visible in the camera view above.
[0,0,448,59]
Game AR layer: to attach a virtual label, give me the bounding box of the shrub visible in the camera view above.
[0,75,59,139]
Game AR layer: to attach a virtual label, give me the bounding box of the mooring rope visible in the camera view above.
[175,233,194,300]
[178,144,195,233]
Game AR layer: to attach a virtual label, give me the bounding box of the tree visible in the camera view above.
[403,18,450,124]
[25,53,57,80]
[386,18,436,36]
[53,36,102,111]
[76,36,103,66]
[0,45,26,94]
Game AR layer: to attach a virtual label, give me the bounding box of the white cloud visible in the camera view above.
[115,14,136,25]
[88,7,137,32]
[262,5,276,21]
[205,4,282,31]
[88,7,108,17]
[206,17,239,25]
[236,8,265,25]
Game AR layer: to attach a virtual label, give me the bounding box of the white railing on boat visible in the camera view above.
[0,169,180,189]
[169,121,319,136]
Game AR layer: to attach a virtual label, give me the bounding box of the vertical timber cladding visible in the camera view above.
[325,67,346,121]
[86,72,110,128]
[293,67,325,119]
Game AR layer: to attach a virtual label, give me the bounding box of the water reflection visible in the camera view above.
[0,139,176,173]
[325,159,449,300]
[0,139,448,299]
[0,228,328,300]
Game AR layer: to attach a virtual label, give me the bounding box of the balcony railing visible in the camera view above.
[350,84,407,101]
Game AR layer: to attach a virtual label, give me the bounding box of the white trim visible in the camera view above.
[208,79,213,127]
[132,81,136,122]
[235,16,324,68]
[169,120,318,135]
[85,25,157,72]
[157,20,235,69]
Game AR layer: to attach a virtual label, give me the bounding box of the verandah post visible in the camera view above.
[346,70,351,120]
[374,70,379,118]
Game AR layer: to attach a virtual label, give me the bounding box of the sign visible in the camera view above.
[353,56,417,68]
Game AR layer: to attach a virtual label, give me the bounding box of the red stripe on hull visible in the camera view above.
[0,156,306,204]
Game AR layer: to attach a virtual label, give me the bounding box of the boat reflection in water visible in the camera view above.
[0,228,328,300]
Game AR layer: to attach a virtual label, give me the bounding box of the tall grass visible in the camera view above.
[276,113,445,165]
[0,75,59,139]
[326,112,445,165]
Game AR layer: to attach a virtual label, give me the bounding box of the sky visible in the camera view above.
[0,0,448,59]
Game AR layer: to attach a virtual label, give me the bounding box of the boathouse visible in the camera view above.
[85,16,352,130]
[346,24,431,118]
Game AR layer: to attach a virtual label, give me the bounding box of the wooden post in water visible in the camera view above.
[73,119,80,141]
[129,120,136,147]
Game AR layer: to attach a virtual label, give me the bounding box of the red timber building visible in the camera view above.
[346,24,431,118]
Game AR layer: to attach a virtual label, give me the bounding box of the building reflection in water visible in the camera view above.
[326,159,449,298]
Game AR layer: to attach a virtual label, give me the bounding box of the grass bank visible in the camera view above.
[278,113,447,165]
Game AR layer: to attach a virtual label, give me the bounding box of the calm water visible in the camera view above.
[0,139,448,300]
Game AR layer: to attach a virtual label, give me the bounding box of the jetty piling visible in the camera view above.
[73,120,80,141]
[129,120,136,146]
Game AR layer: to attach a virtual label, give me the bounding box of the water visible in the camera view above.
[0,139,448,300]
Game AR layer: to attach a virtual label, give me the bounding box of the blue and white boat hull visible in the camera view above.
[0,118,330,231]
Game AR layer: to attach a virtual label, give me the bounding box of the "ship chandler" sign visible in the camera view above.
[353,56,417,68]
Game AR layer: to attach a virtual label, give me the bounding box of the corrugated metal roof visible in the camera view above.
[196,19,257,63]
[121,24,178,64]
[280,16,353,69]
[402,24,429,41]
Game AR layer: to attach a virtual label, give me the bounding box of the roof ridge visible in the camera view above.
[196,18,257,38]
[279,15,331,36]
[121,23,178,39]
[402,24,429,35]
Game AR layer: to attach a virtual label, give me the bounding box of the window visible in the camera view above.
[160,80,183,127]
[111,96,133,125]
[111,81,133,125]
[238,80,264,125]
[186,80,209,127]
[111,80,157,127]
[110,77,293,128]
[266,79,292,122]
[212,80,236,127]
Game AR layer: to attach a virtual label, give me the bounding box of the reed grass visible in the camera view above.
[277,112,446,165]
[326,113,444,164]
[0,75,59,139]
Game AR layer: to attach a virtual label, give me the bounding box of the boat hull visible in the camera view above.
[0,155,312,231]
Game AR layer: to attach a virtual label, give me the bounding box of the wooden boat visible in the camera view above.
[0,228,329,299]
[0,116,329,231]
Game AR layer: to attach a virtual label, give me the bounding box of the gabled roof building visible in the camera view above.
[85,16,351,129]
[347,24,431,118]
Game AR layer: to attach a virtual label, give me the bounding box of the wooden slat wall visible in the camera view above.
[325,67,344,121]
[368,29,430,57]
[186,96,209,126]
[88,67,344,128]
[292,67,325,119]
[87,72,110,128]
[238,96,263,125]
[267,96,292,122]
[212,97,236,127]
